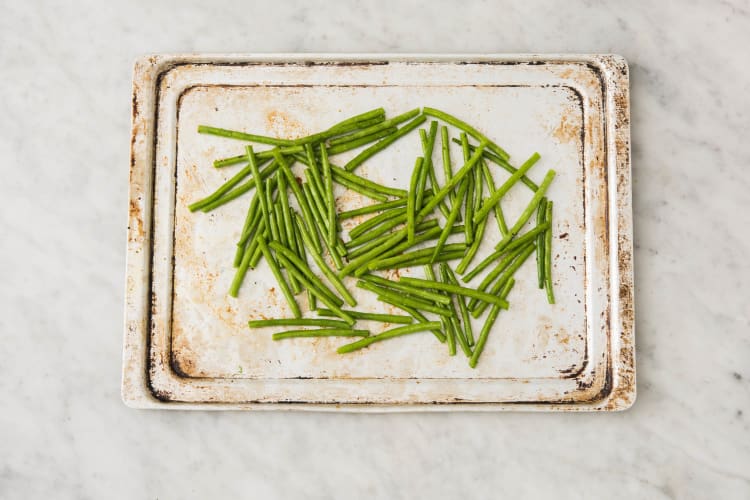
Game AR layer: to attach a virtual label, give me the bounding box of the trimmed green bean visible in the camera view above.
[399,276,509,309]
[328,108,420,146]
[349,207,406,239]
[320,145,336,246]
[536,198,547,289]
[188,156,274,212]
[316,308,413,325]
[339,198,408,220]
[360,275,452,304]
[273,329,370,340]
[344,114,426,172]
[257,236,300,318]
[442,264,474,347]
[276,253,354,325]
[423,107,509,160]
[368,250,465,271]
[268,241,344,308]
[544,200,555,304]
[431,176,470,263]
[290,108,386,146]
[327,127,397,155]
[481,158,509,236]
[272,149,321,252]
[337,322,442,354]
[338,229,406,276]
[249,318,351,328]
[469,278,515,368]
[455,214,488,274]
[460,133,475,244]
[347,220,441,259]
[346,213,408,248]
[417,143,485,219]
[493,170,556,250]
[407,157,423,243]
[357,281,450,316]
[229,219,265,297]
[368,243,466,271]
[293,216,356,307]
[455,139,539,191]
[198,125,294,146]
[374,298,446,343]
[471,244,536,317]
[473,152,542,225]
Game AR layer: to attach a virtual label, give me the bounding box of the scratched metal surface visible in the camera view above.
[123,54,634,411]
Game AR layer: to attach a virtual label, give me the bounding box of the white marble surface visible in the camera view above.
[1,0,748,498]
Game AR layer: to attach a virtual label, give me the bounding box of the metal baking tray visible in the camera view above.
[123,54,634,411]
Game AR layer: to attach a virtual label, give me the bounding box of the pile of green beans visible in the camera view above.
[190,107,557,366]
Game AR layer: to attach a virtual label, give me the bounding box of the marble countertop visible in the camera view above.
[1,0,748,498]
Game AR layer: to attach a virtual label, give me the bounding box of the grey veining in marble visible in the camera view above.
[1,0,748,498]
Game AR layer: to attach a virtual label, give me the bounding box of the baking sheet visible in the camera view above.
[123,54,634,410]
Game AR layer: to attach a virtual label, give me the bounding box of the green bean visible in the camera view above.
[420,123,451,218]
[424,265,456,352]
[349,207,406,239]
[320,145,336,246]
[544,200,555,304]
[471,244,535,317]
[290,108,386,146]
[493,170,556,250]
[213,154,248,168]
[339,198,408,220]
[245,146,271,234]
[473,152,542,225]
[455,139,539,191]
[346,213,408,249]
[304,144,326,199]
[429,264,469,356]
[293,216,356,307]
[374,298,446,343]
[272,149,321,252]
[368,243,466,271]
[417,143,485,219]
[455,214,487,274]
[316,308,413,324]
[303,173,330,236]
[442,264,474,346]
[198,165,279,213]
[467,243,531,304]
[273,329,370,340]
[327,127,397,155]
[249,318,351,328]
[277,172,295,248]
[347,220,441,259]
[276,253,354,325]
[357,281,450,316]
[234,197,262,267]
[229,219,266,297]
[198,125,294,146]
[344,114,426,172]
[292,215,316,307]
[423,107,509,160]
[473,156,483,219]
[213,145,306,169]
[268,240,344,308]
[337,322,443,354]
[431,175,470,263]
[536,198,547,289]
[407,157,423,243]
[469,278,515,368]
[188,156,274,212]
[328,108,420,146]
[399,277,509,309]
[325,108,385,134]
[368,250,465,271]
[248,230,265,269]
[481,158,509,236]
[338,229,406,276]
[257,236,300,318]
[360,275,452,304]
[440,125,453,181]
[463,222,551,283]
[460,133,475,244]
[266,179,281,242]
[292,152,400,199]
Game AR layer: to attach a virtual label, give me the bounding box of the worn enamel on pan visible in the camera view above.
[123,54,634,411]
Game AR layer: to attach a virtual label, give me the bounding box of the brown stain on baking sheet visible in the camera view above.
[551,114,579,144]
